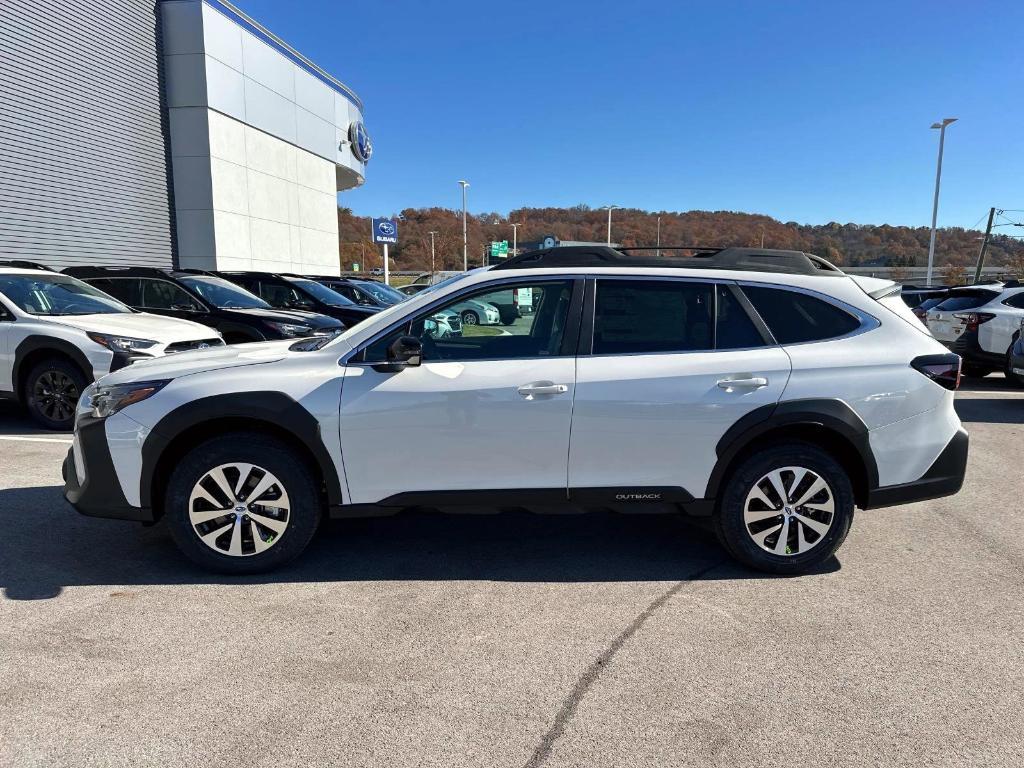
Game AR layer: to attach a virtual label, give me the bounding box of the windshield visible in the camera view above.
[293,280,356,307]
[356,281,407,305]
[179,276,270,309]
[0,274,132,315]
[934,290,998,312]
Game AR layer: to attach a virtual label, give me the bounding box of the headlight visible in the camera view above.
[264,321,313,338]
[87,332,158,353]
[90,380,169,419]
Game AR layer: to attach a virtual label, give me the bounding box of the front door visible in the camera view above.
[569,278,791,500]
[339,278,581,504]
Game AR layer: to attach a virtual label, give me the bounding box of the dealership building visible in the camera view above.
[0,0,369,276]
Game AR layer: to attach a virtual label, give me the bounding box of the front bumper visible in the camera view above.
[864,428,969,509]
[1010,337,1024,377]
[63,415,153,522]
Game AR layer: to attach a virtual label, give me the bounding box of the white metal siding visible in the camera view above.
[0,1,175,269]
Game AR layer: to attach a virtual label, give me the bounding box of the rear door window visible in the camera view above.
[742,285,861,344]
[88,277,141,305]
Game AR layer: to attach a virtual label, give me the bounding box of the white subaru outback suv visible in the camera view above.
[62,247,968,574]
[0,264,224,430]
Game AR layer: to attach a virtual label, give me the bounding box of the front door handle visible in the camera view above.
[717,376,769,392]
[517,381,569,399]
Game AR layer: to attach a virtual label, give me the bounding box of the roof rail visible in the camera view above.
[62,265,171,278]
[492,245,845,277]
[0,259,55,272]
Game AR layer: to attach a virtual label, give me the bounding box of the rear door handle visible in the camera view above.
[517,381,569,399]
[717,376,769,391]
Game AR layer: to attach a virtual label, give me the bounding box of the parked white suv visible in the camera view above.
[0,265,224,429]
[62,247,968,574]
[924,280,1024,382]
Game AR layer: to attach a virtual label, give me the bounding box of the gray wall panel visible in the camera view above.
[0,1,175,270]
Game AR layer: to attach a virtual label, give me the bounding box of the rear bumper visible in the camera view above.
[63,416,153,522]
[942,331,1001,367]
[864,428,968,509]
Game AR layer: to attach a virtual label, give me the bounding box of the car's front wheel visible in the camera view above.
[715,442,855,575]
[461,310,479,326]
[164,434,321,573]
[1005,345,1024,388]
[25,357,87,430]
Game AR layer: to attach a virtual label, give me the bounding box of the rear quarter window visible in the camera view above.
[742,285,861,344]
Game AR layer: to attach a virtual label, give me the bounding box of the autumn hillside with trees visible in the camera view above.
[338,206,1024,277]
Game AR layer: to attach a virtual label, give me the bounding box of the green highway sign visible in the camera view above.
[490,240,509,258]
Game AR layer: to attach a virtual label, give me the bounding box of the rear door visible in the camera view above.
[568,278,791,501]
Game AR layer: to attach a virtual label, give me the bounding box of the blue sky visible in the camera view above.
[237,0,1023,229]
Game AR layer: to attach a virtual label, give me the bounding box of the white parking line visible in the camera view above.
[0,435,73,445]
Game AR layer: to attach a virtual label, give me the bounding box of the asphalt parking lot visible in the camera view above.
[1,381,1022,768]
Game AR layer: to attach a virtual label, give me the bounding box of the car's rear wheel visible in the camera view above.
[164,434,321,573]
[25,357,87,431]
[714,442,855,575]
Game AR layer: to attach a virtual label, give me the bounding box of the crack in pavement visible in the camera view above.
[523,559,727,768]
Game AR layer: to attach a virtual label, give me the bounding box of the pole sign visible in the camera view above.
[372,218,398,244]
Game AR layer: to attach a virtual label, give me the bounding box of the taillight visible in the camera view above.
[512,288,519,307]
[911,353,961,391]
[952,312,996,332]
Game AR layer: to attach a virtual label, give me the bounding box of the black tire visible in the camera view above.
[962,364,992,378]
[714,442,855,575]
[223,332,257,345]
[461,310,479,326]
[25,357,88,431]
[164,433,321,574]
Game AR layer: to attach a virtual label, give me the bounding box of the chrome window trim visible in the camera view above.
[340,274,584,365]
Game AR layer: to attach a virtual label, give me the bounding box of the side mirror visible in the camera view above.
[387,335,422,367]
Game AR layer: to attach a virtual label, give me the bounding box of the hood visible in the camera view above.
[98,339,295,386]
[220,307,342,329]
[48,312,216,342]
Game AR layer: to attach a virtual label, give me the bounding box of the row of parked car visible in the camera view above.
[0,261,494,429]
[901,281,1024,386]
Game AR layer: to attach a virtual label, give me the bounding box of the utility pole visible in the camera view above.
[428,230,437,279]
[511,222,521,257]
[656,216,661,257]
[972,207,997,284]
[926,118,957,286]
[457,180,470,271]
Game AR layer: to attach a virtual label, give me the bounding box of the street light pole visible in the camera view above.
[656,215,661,257]
[457,180,470,271]
[428,230,437,279]
[511,222,521,257]
[602,205,619,245]
[926,118,957,286]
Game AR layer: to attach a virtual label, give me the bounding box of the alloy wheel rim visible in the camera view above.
[34,370,78,422]
[188,463,291,557]
[743,466,835,556]
[463,312,478,325]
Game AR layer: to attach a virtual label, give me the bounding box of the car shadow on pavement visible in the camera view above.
[0,401,53,437]
[0,485,840,600]
[954,398,1024,424]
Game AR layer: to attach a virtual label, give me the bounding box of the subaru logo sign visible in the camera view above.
[372,217,398,244]
[349,121,372,163]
